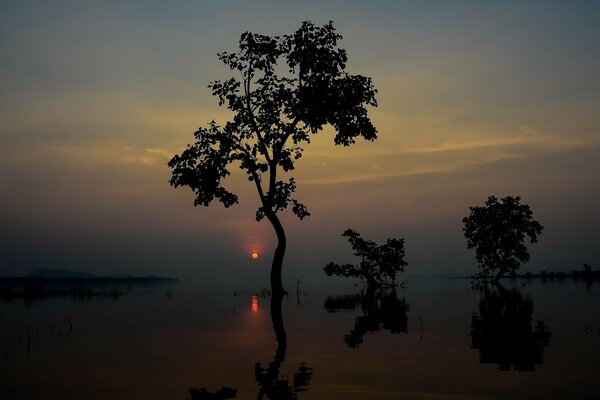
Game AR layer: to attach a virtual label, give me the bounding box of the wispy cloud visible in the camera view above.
[44,145,174,167]
[297,126,591,186]
[401,130,581,154]
[299,167,454,185]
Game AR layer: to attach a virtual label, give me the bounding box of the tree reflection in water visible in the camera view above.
[188,292,312,400]
[324,286,409,348]
[255,292,313,400]
[471,284,552,371]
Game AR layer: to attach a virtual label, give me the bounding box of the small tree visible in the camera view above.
[323,229,407,287]
[462,196,544,282]
[168,21,378,294]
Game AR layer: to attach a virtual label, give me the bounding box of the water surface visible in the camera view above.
[1,277,599,399]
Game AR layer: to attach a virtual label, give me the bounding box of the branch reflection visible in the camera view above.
[325,286,409,348]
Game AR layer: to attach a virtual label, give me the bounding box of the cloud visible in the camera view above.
[42,145,173,167]
[295,126,590,186]
[400,131,582,155]
[300,167,454,186]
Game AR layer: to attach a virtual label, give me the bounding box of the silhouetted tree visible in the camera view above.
[168,21,378,293]
[471,284,551,371]
[325,287,409,348]
[462,196,543,282]
[324,229,407,287]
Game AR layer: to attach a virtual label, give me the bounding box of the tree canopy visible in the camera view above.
[462,196,544,281]
[168,21,377,222]
[324,229,407,287]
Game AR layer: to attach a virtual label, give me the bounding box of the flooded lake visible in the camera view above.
[1,277,599,399]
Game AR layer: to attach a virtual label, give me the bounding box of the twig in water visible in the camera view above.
[66,318,73,338]
[296,275,305,305]
[418,313,424,344]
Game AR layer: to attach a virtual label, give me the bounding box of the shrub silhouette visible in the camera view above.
[324,229,407,287]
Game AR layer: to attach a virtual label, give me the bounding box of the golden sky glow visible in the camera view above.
[1,1,599,279]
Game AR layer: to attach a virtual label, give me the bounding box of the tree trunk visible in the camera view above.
[492,268,505,284]
[266,211,287,295]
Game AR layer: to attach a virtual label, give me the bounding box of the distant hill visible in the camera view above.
[28,268,96,278]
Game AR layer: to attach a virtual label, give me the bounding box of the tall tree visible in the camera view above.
[462,196,544,282]
[168,21,378,293]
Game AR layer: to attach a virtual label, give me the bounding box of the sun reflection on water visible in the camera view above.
[251,295,258,314]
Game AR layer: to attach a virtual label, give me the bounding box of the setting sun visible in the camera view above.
[251,251,259,260]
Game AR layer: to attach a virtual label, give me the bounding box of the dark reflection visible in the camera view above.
[0,276,177,306]
[189,292,312,399]
[189,387,237,400]
[255,292,313,399]
[0,286,126,305]
[471,284,552,371]
[325,286,409,348]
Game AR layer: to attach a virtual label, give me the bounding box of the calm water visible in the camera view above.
[1,277,599,399]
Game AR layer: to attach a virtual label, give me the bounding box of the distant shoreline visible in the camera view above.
[505,270,600,280]
[0,276,177,303]
[451,269,600,281]
[0,276,178,285]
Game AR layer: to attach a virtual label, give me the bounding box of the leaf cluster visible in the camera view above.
[324,229,407,287]
[462,196,544,279]
[169,21,378,221]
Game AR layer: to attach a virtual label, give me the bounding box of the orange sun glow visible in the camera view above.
[251,251,259,260]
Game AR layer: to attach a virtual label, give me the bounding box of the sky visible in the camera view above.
[1,1,599,283]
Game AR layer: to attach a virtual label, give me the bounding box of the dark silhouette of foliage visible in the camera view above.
[168,21,378,293]
[325,287,409,348]
[470,284,552,371]
[462,196,543,282]
[324,229,407,287]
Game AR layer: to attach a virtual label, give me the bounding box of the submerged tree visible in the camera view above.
[168,21,378,294]
[324,229,407,287]
[462,196,544,282]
